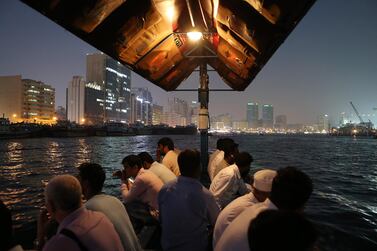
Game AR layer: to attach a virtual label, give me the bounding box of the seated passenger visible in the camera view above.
[215,166,313,251]
[208,138,225,181]
[212,139,239,180]
[212,169,276,246]
[248,210,318,251]
[158,149,220,251]
[42,175,124,251]
[210,152,253,209]
[120,155,164,233]
[0,199,24,251]
[156,137,180,176]
[78,163,142,251]
[138,152,176,184]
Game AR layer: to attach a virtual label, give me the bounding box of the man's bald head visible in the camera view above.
[45,175,82,212]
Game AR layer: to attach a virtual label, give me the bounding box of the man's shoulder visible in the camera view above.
[86,194,124,210]
[43,233,79,251]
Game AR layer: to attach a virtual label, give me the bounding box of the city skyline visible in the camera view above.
[0,0,377,124]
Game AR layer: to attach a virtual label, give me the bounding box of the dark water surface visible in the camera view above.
[1,135,377,250]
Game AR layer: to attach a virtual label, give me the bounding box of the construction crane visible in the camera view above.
[350,101,373,130]
[350,102,364,123]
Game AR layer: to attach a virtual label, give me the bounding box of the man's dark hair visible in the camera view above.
[216,138,225,150]
[138,152,154,164]
[157,137,174,150]
[248,210,317,251]
[235,152,253,167]
[78,163,106,194]
[0,200,15,250]
[178,149,201,178]
[122,154,143,168]
[270,166,313,210]
[222,138,238,158]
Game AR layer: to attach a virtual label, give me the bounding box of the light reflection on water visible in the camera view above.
[0,135,377,250]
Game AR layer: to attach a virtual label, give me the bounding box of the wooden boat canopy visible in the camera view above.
[20,0,316,91]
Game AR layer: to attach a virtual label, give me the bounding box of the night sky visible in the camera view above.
[0,0,377,124]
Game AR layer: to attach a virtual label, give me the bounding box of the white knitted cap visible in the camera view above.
[253,169,277,192]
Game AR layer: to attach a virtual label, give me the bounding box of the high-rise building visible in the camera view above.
[262,104,274,128]
[86,53,131,124]
[190,101,199,126]
[275,115,287,129]
[317,114,329,132]
[0,76,55,124]
[67,76,85,124]
[247,102,259,128]
[131,88,152,125]
[22,79,55,123]
[167,97,190,126]
[152,104,163,125]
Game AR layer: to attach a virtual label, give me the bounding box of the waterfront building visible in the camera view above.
[232,121,248,130]
[22,79,55,123]
[0,75,23,122]
[211,113,232,129]
[262,104,274,128]
[247,102,259,128]
[152,104,163,125]
[161,112,186,127]
[0,75,55,124]
[86,53,131,124]
[131,87,152,125]
[317,114,330,132]
[190,101,199,126]
[67,76,85,124]
[275,115,287,129]
[167,97,190,126]
[56,106,67,121]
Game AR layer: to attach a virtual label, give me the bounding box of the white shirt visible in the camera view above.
[149,161,177,184]
[121,168,164,210]
[209,164,250,209]
[162,150,180,176]
[158,176,220,251]
[214,199,277,251]
[85,194,142,251]
[213,192,259,247]
[208,150,224,181]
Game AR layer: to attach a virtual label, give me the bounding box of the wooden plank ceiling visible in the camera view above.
[20,0,316,91]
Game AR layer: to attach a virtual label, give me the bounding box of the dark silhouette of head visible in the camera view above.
[222,138,239,164]
[78,163,106,199]
[269,166,313,211]
[235,152,253,178]
[158,137,174,151]
[122,154,143,168]
[216,138,225,150]
[122,155,143,178]
[248,210,317,251]
[0,200,16,250]
[178,149,201,179]
[138,152,154,164]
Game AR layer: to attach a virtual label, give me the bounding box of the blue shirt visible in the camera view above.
[158,176,220,251]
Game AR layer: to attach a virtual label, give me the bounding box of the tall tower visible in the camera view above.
[67,76,85,124]
[262,104,274,128]
[247,102,259,128]
[131,87,153,125]
[86,53,131,124]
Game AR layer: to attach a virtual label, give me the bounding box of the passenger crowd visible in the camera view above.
[1,137,318,251]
